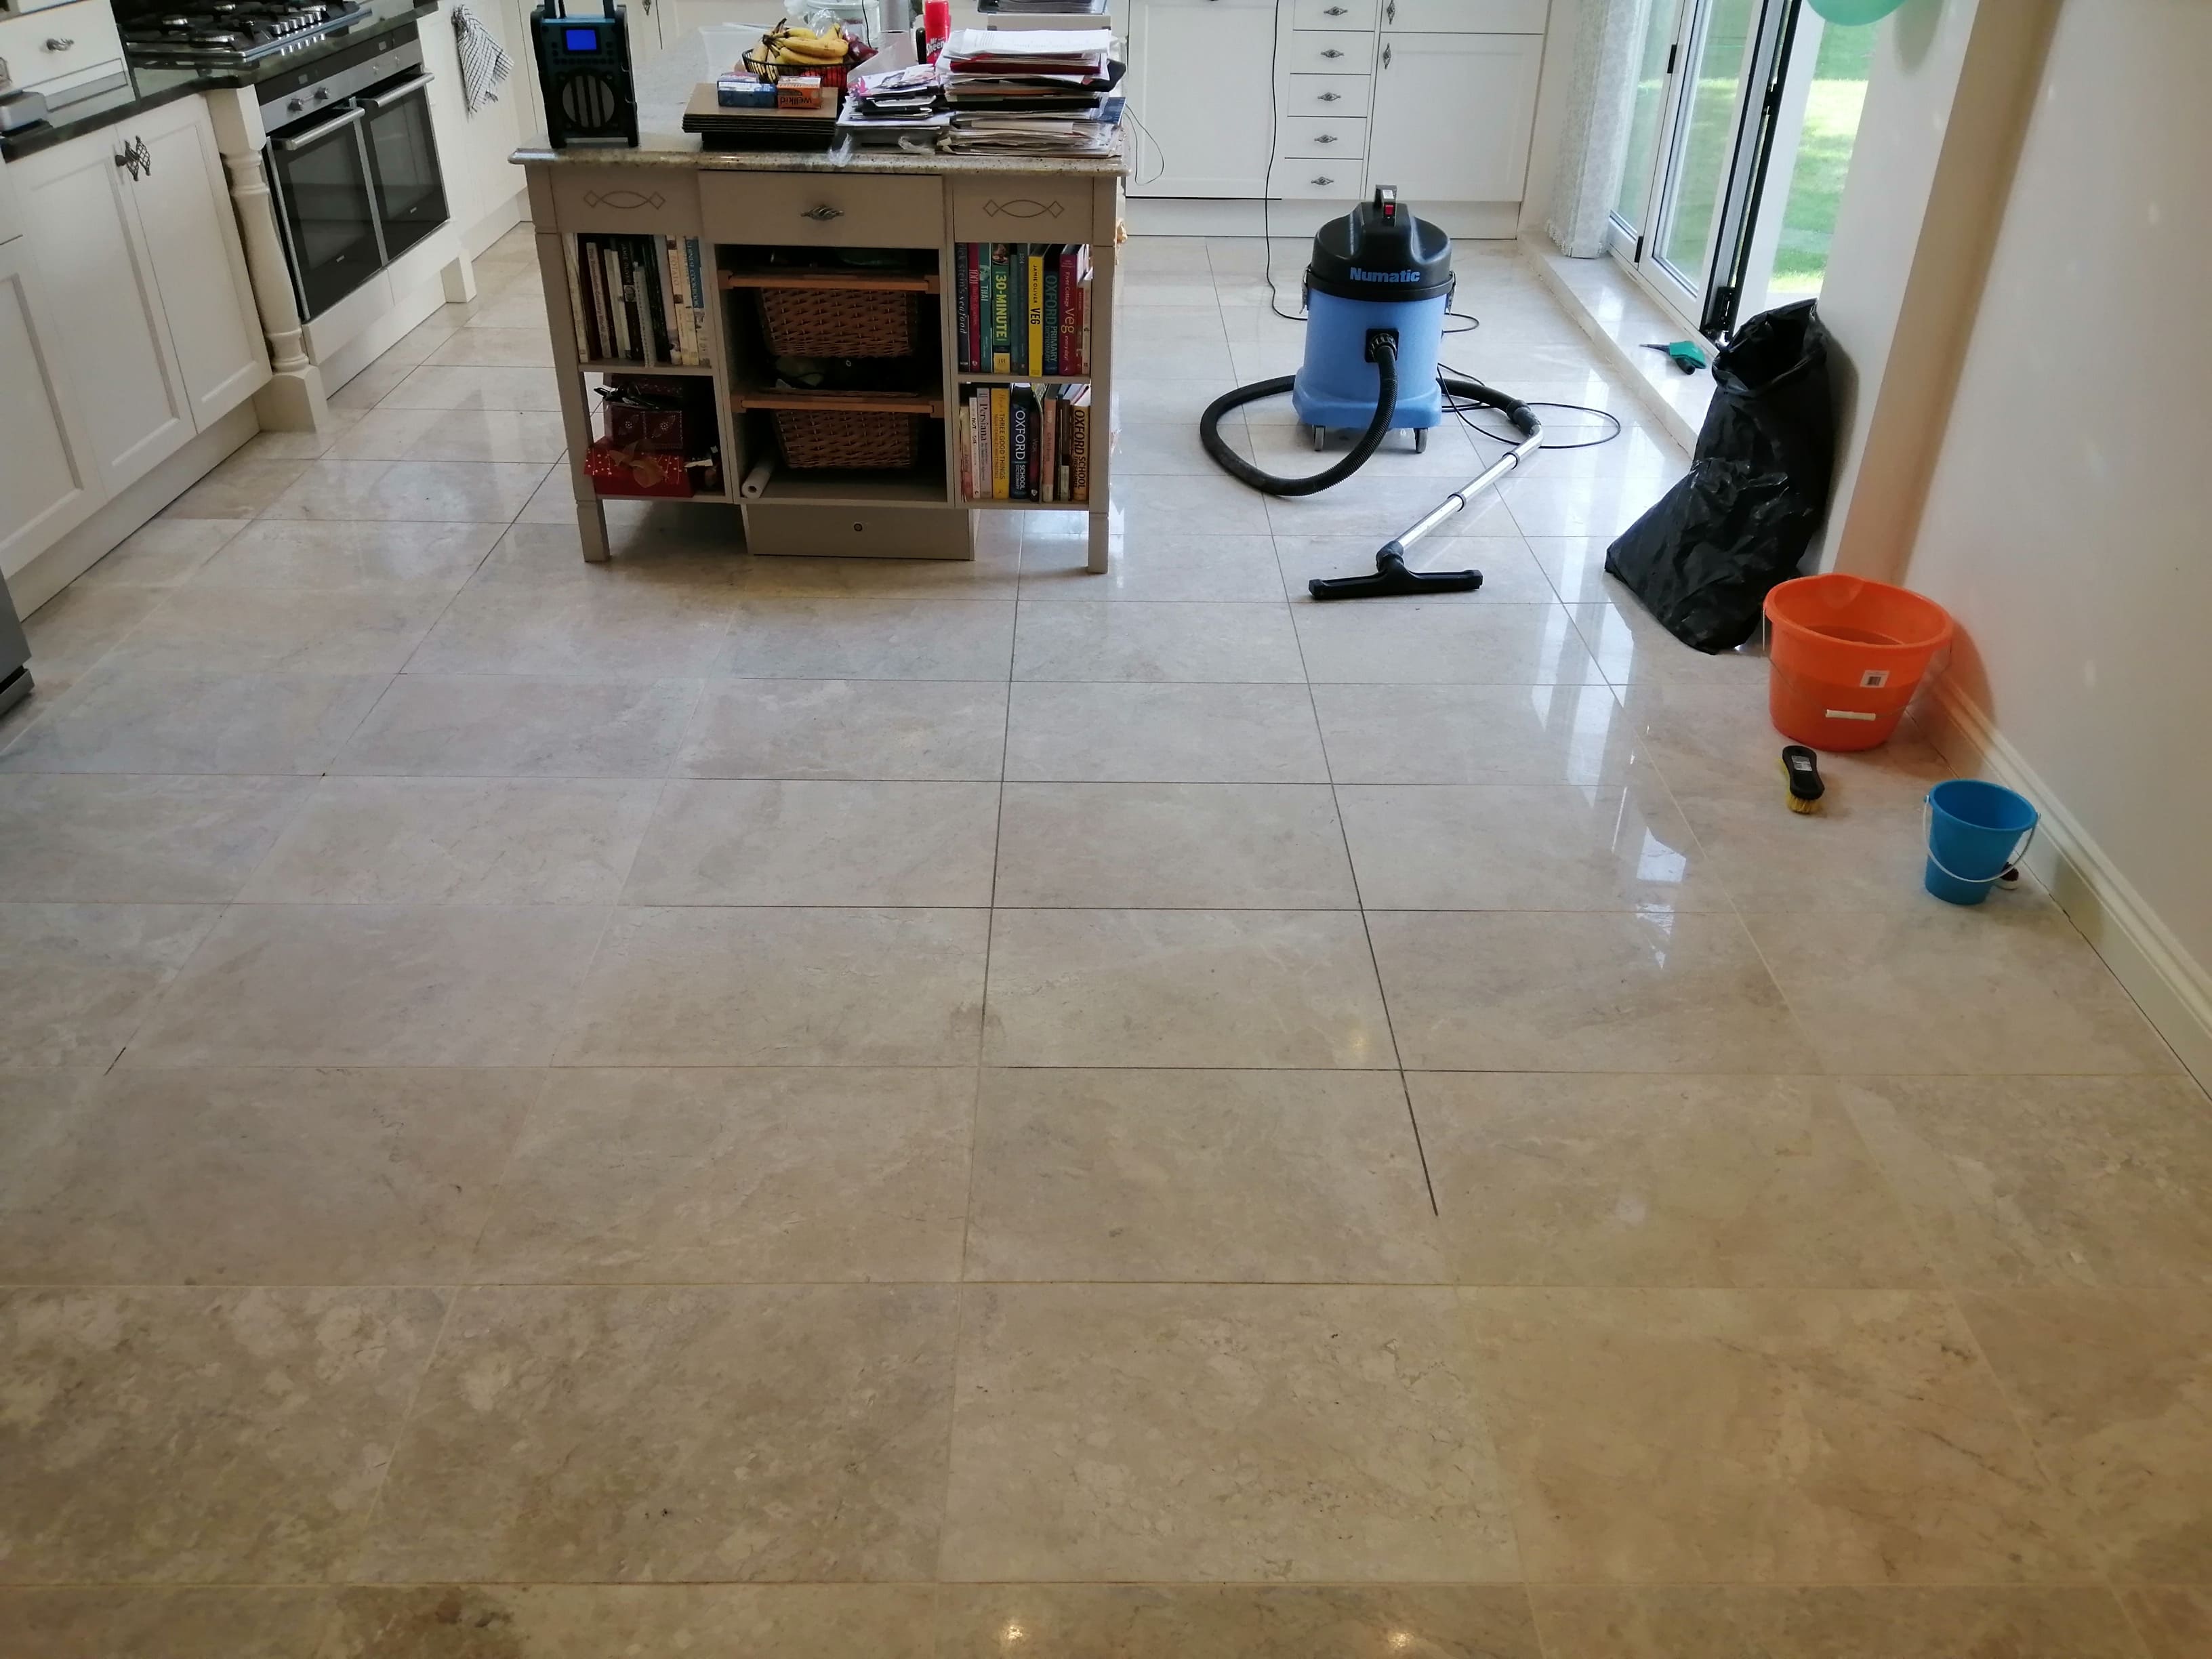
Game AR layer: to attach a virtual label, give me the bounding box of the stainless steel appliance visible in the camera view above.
[117,0,375,68]
[258,24,447,317]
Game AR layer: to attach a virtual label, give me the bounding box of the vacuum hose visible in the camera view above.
[1200,334,1406,497]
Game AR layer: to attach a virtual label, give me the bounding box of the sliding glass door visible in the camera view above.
[1607,0,1853,341]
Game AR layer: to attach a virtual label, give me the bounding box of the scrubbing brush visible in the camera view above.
[1782,745,1825,814]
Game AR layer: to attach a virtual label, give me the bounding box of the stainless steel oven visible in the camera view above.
[261,24,448,319]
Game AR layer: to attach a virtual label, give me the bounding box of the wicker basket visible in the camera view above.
[773,408,922,470]
[756,286,921,358]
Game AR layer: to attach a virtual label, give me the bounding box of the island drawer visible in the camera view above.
[703,173,944,249]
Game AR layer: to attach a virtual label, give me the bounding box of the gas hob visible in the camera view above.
[119,1,376,67]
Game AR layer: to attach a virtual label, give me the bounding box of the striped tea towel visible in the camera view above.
[453,3,514,115]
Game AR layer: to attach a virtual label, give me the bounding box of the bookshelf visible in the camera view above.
[523,155,1123,569]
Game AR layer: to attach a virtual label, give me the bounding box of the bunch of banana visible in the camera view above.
[761,20,849,66]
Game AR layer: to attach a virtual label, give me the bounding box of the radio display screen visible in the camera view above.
[564,27,598,49]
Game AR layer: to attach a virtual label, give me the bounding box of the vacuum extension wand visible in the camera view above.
[1309,381,1544,601]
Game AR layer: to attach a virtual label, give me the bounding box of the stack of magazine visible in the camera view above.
[941,27,1121,155]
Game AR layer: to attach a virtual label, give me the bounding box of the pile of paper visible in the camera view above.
[941,27,1120,154]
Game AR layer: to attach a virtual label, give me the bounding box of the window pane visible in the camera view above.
[1658,0,1757,284]
[1768,19,1875,298]
[1614,0,1687,232]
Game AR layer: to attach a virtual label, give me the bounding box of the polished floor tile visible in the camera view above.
[0,1068,539,1284]
[262,460,550,523]
[1336,781,1725,912]
[983,908,1395,1069]
[1465,1288,2091,1583]
[622,779,1000,907]
[1276,535,1559,606]
[409,578,734,678]
[331,674,701,777]
[719,598,1015,680]
[125,904,605,1067]
[70,516,249,591]
[0,775,308,902]
[1311,681,1644,786]
[0,669,390,775]
[965,1069,1442,1284]
[1413,1073,1929,1288]
[104,588,450,675]
[159,455,312,519]
[943,1284,1517,1583]
[325,405,570,464]
[0,903,221,1067]
[359,1285,957,1582]
[994,782,1357,909]
[18,588,164,676]
[1675,791,1953,913]
[321,1585,935,1658]
[0,1286,447,1582]
[1622,682,1953,804]
[676,678,1008,780]
[241,775,660,905]
[561,907,988,1066]
[937,1585,1543,1659]
[1746,907,2180,1075]
[2126,1586,2212,1659]
[1528,1586,2146,1659]
[1571,599,1769,688]
[0,1587,331,1658]
[1842,1074,2212,1288]
[472,1068,970,1284]
[1013,600,1307,683]
[186,519,503,593]
[1369,910,1803,1073]
[1294,602,1603,685]
[377,364,564,411]
[1021,533,1285,601]
[1004,682,1329,783]
[1960,1288,2212,1584]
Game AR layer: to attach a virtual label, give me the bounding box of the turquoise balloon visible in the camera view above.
[1809,0,1906,22]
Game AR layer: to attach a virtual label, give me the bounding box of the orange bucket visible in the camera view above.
[1763,574,1953,751]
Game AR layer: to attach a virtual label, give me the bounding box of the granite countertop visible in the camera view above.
[512,28,1128,179]
[1,0,439,161]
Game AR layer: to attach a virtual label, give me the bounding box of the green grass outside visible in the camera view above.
[1769,22,1875,293]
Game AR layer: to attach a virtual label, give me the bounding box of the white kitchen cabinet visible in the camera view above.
[1128,0,1276,199]
[1383,0,1548,32]
[0,234,98,577]
[11,123,194,493]
[131,97,268,426]
[425,0,528,237]
[1369,32,1541,205]
[9,95,268,502]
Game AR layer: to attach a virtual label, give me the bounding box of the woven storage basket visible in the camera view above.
[756,286,920,358]
[773,408,921,470]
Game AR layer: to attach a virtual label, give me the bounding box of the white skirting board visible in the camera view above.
[1921,680,2212,1089]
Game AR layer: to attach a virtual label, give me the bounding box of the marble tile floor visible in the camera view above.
[0,228,2205,1658]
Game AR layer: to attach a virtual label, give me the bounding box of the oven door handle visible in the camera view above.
[360,73,434,111]
[275,104,367,150]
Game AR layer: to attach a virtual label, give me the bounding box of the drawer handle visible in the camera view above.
[133,136,150,176]
[1315,133,1338,144]
[1313,176,1335,186]
[1386,0,1396,21]
[1324,5,1347,14]
[1383,43,1393,68]
[1318,91,1340,102]
[45,35,77,49]
[802,205,846,222]
[1321,48,1343,58]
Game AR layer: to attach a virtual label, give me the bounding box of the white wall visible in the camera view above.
[1900,0,2212,1079]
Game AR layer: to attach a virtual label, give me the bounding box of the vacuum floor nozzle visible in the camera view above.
[1308,547,1483,602]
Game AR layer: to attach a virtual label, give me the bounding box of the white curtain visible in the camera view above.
[1547,0,1654,257]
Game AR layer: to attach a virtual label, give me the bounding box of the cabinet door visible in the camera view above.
[1128,0,1277,199]
[0,236,99,579]
[131,98,270,427]
[1369,33,1542,205]
[12,127,192,493]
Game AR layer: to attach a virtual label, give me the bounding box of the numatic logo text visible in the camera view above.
[1351,268,1422,282]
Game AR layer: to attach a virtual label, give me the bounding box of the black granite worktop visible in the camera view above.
[1,0,439,160]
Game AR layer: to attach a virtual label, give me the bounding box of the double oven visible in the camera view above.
[260,22,448,319]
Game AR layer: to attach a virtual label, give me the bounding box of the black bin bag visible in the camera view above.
[1605,298,1837,652]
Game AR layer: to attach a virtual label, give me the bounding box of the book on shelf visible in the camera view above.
[960,382,1090,503]
[571,234,708,368]
[956,241,1092,375]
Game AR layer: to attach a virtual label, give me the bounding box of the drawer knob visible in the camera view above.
[1319,91,1340,102]
[1386,0,1397,21]
[1322,48,1343,58]
[1383,43,1393,68]
[802,205,846,222]
[1313,176,1334,186]
[1325,5,1347,14]
[1315,134,1338,144]
[45,35,77,49]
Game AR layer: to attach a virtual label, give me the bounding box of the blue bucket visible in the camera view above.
[1924,779,2037,905]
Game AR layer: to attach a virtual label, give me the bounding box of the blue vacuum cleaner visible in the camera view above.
[1199,188,1544,600]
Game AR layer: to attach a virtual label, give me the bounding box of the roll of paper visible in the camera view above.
[739,457,776,499]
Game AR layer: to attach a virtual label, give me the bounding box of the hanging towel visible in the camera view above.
[453,3,514,115]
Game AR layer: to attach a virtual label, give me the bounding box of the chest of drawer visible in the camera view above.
[0,0,124,97]
[1285,30,1376,74]
[1276,116,1367,161]
[1283,74,1371,118]
[1293,0,1378,28]
[702,170,943,249]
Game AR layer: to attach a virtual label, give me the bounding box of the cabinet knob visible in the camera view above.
[1313,176,1334,186]
[134,137,151,175]
[1315,133,1338,144]
[45,35,76,49]
[802,205,845,221]
[1386,0,1397,21]
[1382,43,1393,68]
[1318,91,1340,102]
[1321,49,1343,58]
